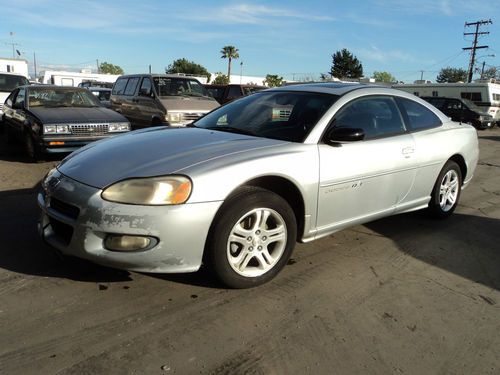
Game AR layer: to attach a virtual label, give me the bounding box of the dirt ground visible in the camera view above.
[0,127,499,375]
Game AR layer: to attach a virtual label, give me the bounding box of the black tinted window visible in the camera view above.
[398,97,442,130]
[139,77,152,95]
[227,85,242,98]
[112,78,128,95]
[333,96,405,139]
[124,77,140,96]
[0,74,29,92]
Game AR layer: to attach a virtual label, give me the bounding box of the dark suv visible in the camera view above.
[204,84,266,104]
[422,96,494,130]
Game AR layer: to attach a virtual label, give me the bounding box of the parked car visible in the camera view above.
[38,83,478,288]
[422,96,494,130]
[88,87,112,108]
[204,83,266,104]
[110,74,219,128]
[0,72,29,123]
[3,85,130,160]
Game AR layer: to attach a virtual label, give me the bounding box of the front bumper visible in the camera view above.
[37,170,223,273]
[40,134,127,153]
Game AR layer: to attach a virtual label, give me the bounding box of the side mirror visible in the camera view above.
[326,127,365,144]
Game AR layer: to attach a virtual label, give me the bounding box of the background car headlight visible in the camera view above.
[109,122,130,132]
[479,115,493,122]
[101,176,192,205]
[44,125,70,134]
[166,112,183,124]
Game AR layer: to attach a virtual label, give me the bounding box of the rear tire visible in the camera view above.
[206,187,297,288]
[427,160,462,219]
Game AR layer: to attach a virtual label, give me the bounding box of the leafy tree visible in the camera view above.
[99,62,124,75]
[436,67,467,83]
[220,45,239,79]
[213,74,229,85]
[165,58,211,81]
[481,67,500,80]
[263,74,284,87]
[372,71,396,83]
[330,49,363,79]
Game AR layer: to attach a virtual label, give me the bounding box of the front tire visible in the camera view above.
[428,160,462,219]
[24,133,40,162]
[207,187,297,288]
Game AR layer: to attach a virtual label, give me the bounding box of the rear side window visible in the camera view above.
[124,77,140,96]
[397,97,442,131]
[112,78,128,95]
[227,85,242,98]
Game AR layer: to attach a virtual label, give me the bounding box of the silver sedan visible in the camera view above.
[38,83,479,288]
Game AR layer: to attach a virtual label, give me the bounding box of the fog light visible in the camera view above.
[104,235,152,252]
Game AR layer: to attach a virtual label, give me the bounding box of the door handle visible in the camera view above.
[402,147,414,155]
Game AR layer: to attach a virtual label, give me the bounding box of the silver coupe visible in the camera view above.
[38,83,479,288]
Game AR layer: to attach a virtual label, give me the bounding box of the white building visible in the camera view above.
[0,57,29,78]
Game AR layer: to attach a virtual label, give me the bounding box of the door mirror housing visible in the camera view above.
[326,127,365,144]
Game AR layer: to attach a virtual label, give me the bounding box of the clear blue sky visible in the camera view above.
[0,0,499,83]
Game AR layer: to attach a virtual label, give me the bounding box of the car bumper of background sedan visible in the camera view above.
[40,135,125,153]
[37,171,223,273]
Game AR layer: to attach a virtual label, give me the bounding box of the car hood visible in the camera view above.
[30,107,127,123]
[159,96,219,112]
[57,127,285,189]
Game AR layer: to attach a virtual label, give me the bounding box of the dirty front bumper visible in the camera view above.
[37,169,222,273]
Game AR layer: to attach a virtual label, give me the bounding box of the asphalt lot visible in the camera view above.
[0,127,499,375]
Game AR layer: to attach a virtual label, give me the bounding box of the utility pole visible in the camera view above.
[33,52,37,80]
[463,19,492,83]
[419,70,425,81]
[96,59,100,73]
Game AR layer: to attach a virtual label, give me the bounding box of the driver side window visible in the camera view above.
[332,96,405,139]
[14,89,26,108]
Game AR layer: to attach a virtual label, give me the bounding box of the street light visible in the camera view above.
[240,61,243,84]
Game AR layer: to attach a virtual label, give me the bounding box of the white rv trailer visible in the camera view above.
[39,70,120,87]
[393,80,500,124]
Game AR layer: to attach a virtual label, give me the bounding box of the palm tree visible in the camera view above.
[220,46,239,81]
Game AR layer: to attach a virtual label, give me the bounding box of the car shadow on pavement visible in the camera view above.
[479,135,500,142]
[366,211,500,292]
[0,133,67,163]
[0,188,133,283]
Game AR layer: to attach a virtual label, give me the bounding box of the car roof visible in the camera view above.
[119,74,202,80]
[25,85,86,90]
[87,86,111,91]
[270,82,384,96]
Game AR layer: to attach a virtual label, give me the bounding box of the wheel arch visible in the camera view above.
[236,175,306,242]
[448,154,467,182]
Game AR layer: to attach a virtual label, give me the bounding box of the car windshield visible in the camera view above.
[28,88,101,108]
[0,74,29,92]
[153,77,208,97]
[461,98,482,112]
[194,91,338,143]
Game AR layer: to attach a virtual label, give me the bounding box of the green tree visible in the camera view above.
[213,73,229,85]
[220,45,239,79]
[330,49,363,79]
[99,62,124,75]
[436,67,467,83]
[263,74,284,87]
[372,71,396,83]
[165,58,211,81]
[481,66,500,80]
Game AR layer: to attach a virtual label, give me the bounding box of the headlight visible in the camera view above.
[109,122,130,132]
[166,112,183,124]
[101,176,192,205]
[44,125,70,134]
[479,115,493,122]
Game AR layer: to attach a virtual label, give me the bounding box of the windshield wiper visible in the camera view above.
[205,126,255,136]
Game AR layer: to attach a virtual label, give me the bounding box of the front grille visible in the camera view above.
[70,123,109,136]
[183,112,205,121]
[50,197,80,220]
[49,217,73,245]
